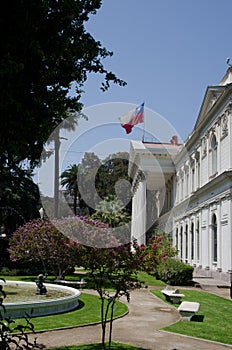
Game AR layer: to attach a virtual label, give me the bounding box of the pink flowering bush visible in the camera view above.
[54,215,119,248]
[8,218,79,279]
[8,216,120,278]
[139,231,177,274]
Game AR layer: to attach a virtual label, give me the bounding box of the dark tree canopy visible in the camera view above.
[0,0,125,169]
[0,0,125,232]
[96,152,132,214]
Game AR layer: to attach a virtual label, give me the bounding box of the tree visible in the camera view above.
[0,1,126,226]
[0,0,126,170]
[60,151,132,218]
[81,242,143,350]
[8,219,81,279]
[60,164,79,215]
[77,152,102,215]
[96,152,132,214]
[91,195,131,244]
[8,216,118,276]
[0,168,40,230]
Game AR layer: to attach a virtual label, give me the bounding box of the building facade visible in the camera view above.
[129,68,232,283]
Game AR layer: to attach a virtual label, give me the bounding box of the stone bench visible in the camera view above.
[161,288,185,304]
[54,279,87,289]
[178,301,200,321]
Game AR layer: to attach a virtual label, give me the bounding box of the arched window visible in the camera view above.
[196,220,200,261]
[191,167,195,192]
[212,214,217,263]
[180,226,183,260]
[185,224,188,262]
[191,222,194,260]
[211,135,217,175]
[175,228,178,251]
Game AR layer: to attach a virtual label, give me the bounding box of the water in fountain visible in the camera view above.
[3,283,71,302]
[0,281,81,318]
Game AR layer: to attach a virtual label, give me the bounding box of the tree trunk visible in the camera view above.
[54,132,60,218]
[108,300,115,349]
[73,190,77,216]
[101,297,106,350]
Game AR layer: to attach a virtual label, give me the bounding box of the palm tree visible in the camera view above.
[92,195,131,227]
[60,164,79,215]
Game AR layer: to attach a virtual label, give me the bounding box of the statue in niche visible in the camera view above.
[221,114,228,136]
[202,137,207,156]
[36,274,47,295]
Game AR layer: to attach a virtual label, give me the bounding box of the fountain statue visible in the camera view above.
[36,274,47,295]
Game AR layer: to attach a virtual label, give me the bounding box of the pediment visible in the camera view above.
[194,85,225,130]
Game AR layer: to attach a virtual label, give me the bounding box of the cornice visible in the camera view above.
[175,88,232,163]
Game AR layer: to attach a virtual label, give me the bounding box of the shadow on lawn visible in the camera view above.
[191,314,205,322]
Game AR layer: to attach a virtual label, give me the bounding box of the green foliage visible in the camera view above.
[139,232,177,273]
[91,195,131,245]
[156,258,194,285]
[60,164,80,215]
[77,152,102,215]
[60,152,132,218]
[81,242,144,349]
[95,152,131,214]
[0,1,126,230]
[0,1,126,169]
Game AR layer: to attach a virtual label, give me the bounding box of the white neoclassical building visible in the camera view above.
[129,68,232,283]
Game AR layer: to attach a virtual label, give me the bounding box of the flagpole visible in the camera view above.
[142,102,145,142]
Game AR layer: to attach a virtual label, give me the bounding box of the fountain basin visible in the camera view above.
[1,280,81,319]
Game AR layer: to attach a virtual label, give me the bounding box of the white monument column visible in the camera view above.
[131,171,146,245]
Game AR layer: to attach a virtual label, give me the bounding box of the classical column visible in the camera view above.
[131,171,146,245]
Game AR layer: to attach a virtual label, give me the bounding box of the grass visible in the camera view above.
[8,292,128,331]
[3,270,165,288]
[151,288,232,345]
[136,271,165,287]
[47,342,146,349]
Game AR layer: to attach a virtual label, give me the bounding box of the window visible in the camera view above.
[180,226,183,259]
[191,222,194,260]
[185,224,188,262]
[196,220,200,261]
[191,167,195,192]
[211,135,217,175]
[181,177,184,200]
[197,160,200,188]
[212,214,217,263]
[175,228,178,251]
[186,171,189,196]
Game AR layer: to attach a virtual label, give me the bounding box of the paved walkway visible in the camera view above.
[32,279,232,350]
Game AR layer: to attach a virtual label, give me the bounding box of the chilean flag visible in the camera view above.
[119,102,144,134]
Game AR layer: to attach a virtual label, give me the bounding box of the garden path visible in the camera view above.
[32,282,232,350]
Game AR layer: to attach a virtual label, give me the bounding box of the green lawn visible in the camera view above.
[137,271,165,287]
[5,293,128,332]
[151,289,232,345]
[3,270,165,288]
[48,343,146,350]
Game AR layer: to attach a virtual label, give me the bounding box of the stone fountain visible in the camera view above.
[0,280,81,319]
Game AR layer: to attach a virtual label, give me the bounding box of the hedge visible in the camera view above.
[156,258,194,285]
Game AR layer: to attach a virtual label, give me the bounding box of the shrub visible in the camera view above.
[156,258,194,285]
[138,232,177,273]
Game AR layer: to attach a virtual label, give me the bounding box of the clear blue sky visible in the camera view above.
[80,0,232,141]
[38,0,232,197]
